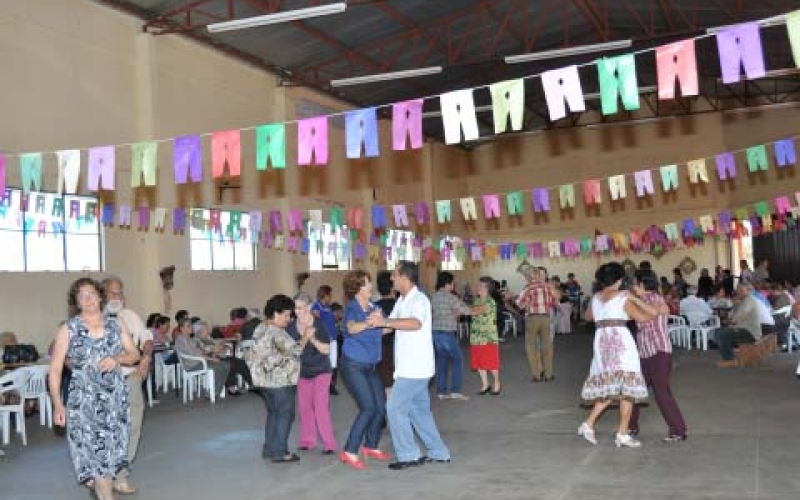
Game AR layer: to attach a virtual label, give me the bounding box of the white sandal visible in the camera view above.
[578,422,597,445]
[614,432,642,448]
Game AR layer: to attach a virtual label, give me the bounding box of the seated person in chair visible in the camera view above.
[192,320,252,394]
[174,319,232,397]
[679,286,713,324]
[716,284,762,367]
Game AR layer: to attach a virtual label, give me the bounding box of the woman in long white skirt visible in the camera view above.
[578,262,659,448]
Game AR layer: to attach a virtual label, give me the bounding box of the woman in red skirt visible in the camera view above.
[471,277,501,395]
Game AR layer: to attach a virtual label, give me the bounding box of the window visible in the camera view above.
[0,189,103,272]
[732,219,753,278]
[189,209,256,271]
[308,223,351,271]
[440,235,464,271]
[385,229,419,270]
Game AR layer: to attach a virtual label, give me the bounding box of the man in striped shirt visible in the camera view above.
[516,267,561,382]
[629,270,687,442]
[431,272,475,400]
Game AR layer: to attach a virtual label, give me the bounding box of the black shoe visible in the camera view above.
[530,377,542,383]
[477,386,491,395]
[388,460,422,470]
[227,389,242,396]
[491,386,502,396]
[662,434,687,443]
[322,449,335,455]
[271,453,301,463]
[297,446,312,451]
[329,387,339,396]
[419,456,451,464]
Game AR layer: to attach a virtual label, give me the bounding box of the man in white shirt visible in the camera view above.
[103,276,153,495]
[369,261,450,470]
[679,286,713,323]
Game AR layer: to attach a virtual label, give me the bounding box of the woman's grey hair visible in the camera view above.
[293,292,314,305]
[192,320,209,337]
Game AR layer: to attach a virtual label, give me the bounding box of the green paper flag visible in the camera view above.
[506,191,524,216]
[131,141,158,187]
[596,54,640,115]
[788,11,800,67]
[754,201,770,217]
[255,123,286,170]
[515,242,528,259]
[329,207,344,228]
[489,79,525,133]
[746,145,769,172]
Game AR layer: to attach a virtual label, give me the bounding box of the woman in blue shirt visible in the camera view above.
[339,270,392,469]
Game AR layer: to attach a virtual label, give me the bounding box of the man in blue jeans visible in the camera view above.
[369,261,451,470]
[431,271,475,401]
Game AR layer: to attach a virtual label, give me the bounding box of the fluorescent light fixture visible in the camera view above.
[504,39,632,64]
[722,102,800,114]
[207,2,346,33]
[706,14,785,34]
[330,66,443,87]
[422,105,493,119]
[586,116,674,130]
[584,85,657,101]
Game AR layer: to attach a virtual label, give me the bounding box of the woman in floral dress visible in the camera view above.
[577,263,659,448]
[49,278,140,500]
[470,277,499,395]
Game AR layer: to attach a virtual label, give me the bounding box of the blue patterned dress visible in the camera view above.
[66,315,129,484]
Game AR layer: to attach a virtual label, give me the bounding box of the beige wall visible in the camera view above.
[2,0,798,349]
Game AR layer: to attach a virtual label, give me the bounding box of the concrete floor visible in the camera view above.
[2,333,799,500]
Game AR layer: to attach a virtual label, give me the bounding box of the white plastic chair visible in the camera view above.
[0,370,31,446]
[19,365,52,428]
[667,315,690,349]
[686,315,721,351]
[177,352,221,404]
[501,312,518,338]
[772,305,794,352]
[154,351,178,394]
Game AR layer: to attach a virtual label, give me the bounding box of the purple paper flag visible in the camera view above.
[173,208,186,231]
[531,242,545,259]
[249,210,262,233]
[354,242,366,260]
[372,205,387,229]
[774,139,797,167]
[287,236,298,252]
[532,188,550,212]
[392,205,409,227]
[682,219,695,238]
[262,231,274,248]
[118,205,132,226]
[345,108,379,159]
[69,200,81,219]
[87,146,115,191]
[718,211,732,234]
[138,206,150,228]
[392,99,424,150]
[414,202,430,224]
[715,153,737,180]
[269,210,283,233]
[482,195,501,219]
[715,22,766,84]
[173,135,203,184]
[775,196,792,215]
[102,203,115,225]
[300,238,310,254]
[297,116,329,166]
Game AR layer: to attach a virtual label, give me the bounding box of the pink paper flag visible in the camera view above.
[288,209,304,233]
[482,195,501,219]
[656,39,699,99]
[392,99,424,151]
[297,116,329,165]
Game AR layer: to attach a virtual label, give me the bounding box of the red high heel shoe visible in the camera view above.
[361,447,392,461]
[339,451,366,470]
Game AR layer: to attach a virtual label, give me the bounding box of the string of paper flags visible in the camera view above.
[2,10,800,199]
[2,132,799,264]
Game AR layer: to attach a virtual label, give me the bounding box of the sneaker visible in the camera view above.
[577,422,597,445]
[614,433,642,448]
[437,394,451,401]
[448,392,470,401]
